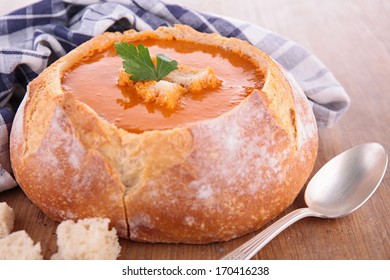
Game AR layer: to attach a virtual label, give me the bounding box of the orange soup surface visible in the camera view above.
[62,39,264,133]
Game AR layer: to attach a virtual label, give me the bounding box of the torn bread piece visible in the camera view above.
[0,231,43,260]
[164,65,222,92]
[51,218,120,260]
[0,202,14,238]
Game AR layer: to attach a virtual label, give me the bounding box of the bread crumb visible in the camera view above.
[51,218,120,260]
[164,65,222,92]
[0,231,43,260]
[0,202,14,238]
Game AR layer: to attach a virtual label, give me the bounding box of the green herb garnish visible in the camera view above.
[114,42,178,82]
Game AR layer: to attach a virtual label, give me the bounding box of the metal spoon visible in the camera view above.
[221,142,388,260]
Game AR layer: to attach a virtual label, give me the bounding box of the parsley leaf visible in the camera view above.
[155,53,178,80]
[114,42,178,82]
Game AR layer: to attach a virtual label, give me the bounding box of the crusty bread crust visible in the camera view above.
[10,25,318,243]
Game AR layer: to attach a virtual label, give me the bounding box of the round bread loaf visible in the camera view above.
[10,25,318,243]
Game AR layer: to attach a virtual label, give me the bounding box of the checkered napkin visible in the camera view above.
[0,0,350,192]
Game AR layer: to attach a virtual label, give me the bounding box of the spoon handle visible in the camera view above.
[221,208,318,260]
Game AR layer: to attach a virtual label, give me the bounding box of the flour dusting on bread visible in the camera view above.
[188,90,292,199]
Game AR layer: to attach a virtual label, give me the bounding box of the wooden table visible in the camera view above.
[1,0,389,260]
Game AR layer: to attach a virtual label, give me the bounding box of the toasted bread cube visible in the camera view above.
[135,80,187,109]
[165,65,222,92]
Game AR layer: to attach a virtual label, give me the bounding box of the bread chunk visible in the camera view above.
[0,202,14,238]
[135,80,187,109]
[51,218,120,260]
[164,65,222,92]
[0,231,43,260]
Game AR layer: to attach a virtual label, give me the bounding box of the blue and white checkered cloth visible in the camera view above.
[0,0,350,192]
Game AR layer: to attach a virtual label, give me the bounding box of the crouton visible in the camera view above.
[135,80,187,109]
[164,65,222,92]
[117,63,222,109]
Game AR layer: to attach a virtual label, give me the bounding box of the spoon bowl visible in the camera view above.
[222,143,388,260]
[305,143,388,218]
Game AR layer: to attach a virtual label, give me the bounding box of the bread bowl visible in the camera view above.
[10,25,318,243]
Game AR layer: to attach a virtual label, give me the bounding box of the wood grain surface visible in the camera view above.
[1,0,389,259]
